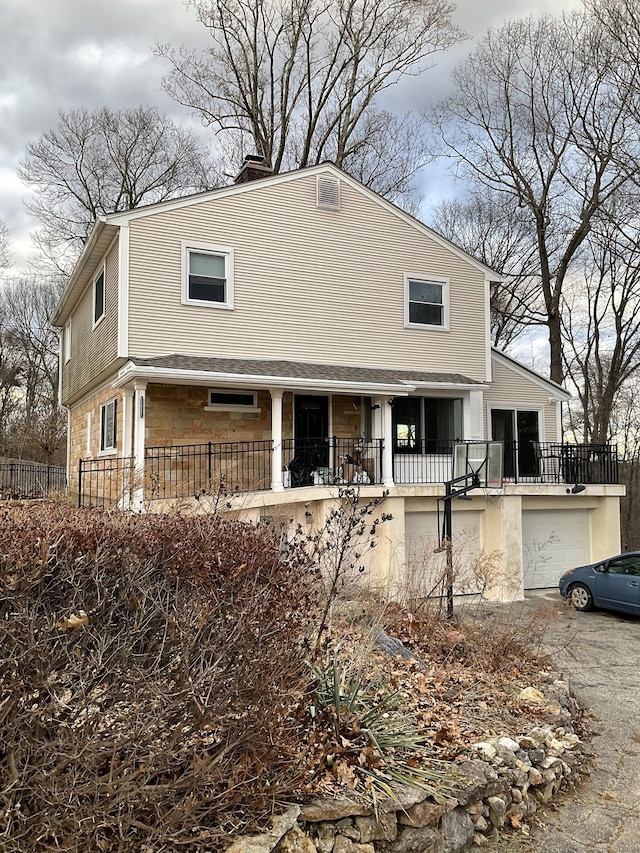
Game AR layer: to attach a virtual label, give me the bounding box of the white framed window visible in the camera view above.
[182,241,234,309]
[205,389,259,412]
[404,275,449,330]
[99,399,117,453]
[64,319,72,363]
[93,265,106,325]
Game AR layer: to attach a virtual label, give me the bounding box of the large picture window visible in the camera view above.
[405,276,449,329]
[393,397,462,453]
[100,399,117,453]
[183,242,234,309]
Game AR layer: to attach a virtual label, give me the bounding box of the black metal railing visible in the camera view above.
[145,440,273,499]
[78,456,135,508]
[282,437,383,487]
[393,439,455,484]
[391,439,619,485]
[502,441,619,484]
[76,438,618,504]
[0,459,67,499]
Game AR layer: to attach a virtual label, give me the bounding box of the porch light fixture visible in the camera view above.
[567,483,586,494]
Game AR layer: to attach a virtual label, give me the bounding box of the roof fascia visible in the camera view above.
[103,164,342,225]
[112,363,415,397]
[491,349,571,401]
[50,216,114,326]
[100,163,502,279]
[401,381,489,391]
[336,174,503,280]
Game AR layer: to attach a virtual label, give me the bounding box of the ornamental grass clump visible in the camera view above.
[306,654,462,806]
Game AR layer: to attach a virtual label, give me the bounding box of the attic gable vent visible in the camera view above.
[317,175,340,211]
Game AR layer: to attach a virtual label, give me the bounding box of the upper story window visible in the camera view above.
[183,241,234,309]
[100,398,117,453]
[405,275,449,330]
[93,267,105,325]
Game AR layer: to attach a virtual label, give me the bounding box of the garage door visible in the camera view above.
[405,511,484,597]
[522,509,590,589]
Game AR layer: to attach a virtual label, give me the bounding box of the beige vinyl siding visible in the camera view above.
[127,173,488,380]
[486,356,560,441]
[62,242,120,403]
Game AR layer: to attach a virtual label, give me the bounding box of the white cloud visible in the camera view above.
[0,0,585,273]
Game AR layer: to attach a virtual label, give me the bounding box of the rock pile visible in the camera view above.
[229,680,589,853]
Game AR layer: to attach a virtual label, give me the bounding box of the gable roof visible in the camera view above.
[491,349,571,401]
[51,162,503,326]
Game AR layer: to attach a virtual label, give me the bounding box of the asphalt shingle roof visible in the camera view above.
[129,354,483,387]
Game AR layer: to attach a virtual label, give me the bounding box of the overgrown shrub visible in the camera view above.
[0,503,319,851]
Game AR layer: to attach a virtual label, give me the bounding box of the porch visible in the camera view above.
[77,438,619,508]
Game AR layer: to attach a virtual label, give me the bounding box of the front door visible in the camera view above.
[292,395,329,484]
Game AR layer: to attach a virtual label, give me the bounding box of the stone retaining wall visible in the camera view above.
[229,679,589,853]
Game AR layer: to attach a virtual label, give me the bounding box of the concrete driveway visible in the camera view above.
[498,590,640,853]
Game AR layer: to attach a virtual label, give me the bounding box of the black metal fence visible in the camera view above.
[503,441,619,484]
[0,460,67,499]
[78,456,135,508]
[145,440,273,500]
[282,437,383,487]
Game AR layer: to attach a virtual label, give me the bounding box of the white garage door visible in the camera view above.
[405,511,484,596]
[522,509,590,589]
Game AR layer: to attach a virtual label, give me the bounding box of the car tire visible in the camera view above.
[569,582,594,612]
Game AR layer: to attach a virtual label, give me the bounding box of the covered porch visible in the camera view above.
[78,354,490,505]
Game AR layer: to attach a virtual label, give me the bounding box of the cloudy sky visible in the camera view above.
[0,0,581,274]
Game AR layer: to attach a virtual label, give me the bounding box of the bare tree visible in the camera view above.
[561,204,640,444]
[430,191,542,348]
[0,220,10,270]
[434,10,637,384]
[156,0,463,202]
[0,278,65,463]
[18,106,216,276]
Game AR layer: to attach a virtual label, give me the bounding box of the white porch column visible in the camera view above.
[270,388,284,492]
[133,380,147,505]
[466,390,484,440]
[121,387,134,459]
[381,396,395,487]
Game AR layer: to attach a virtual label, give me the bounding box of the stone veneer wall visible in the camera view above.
[144,387,366,447]
[145,386,278,446]
[69,384,124,476]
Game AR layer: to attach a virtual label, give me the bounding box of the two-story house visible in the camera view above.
[51,160,623,600]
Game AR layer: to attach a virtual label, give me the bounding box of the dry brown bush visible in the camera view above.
[0,503,319,851]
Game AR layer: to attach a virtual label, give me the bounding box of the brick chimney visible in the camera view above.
[233,154,273,184]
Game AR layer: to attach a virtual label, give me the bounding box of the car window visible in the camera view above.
[608,556,640,576]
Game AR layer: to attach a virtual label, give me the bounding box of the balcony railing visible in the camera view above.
[145,440,273,500]
[502,441,619,485]
[77,438,619,506]
[393,439,456,484]
[282,437,383,487]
